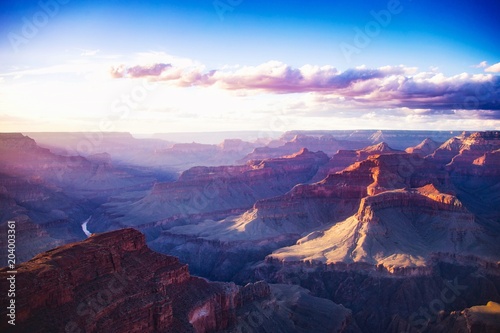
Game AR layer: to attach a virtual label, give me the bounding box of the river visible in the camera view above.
[81,216,92,237]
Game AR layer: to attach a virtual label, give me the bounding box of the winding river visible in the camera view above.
[81,216,92,237]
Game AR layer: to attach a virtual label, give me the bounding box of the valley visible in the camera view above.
[1,130,499,332]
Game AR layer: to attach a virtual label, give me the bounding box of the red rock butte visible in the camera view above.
[0,228,270,333]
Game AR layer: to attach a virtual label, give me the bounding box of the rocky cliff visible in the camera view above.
[99,148,329,227]
[405,138,440,156]
[253,259,500,333]
[425,301,500,333]
[0,228,272,333]
[269,185,496,268]
[238,134,368,162]
[311,142,403,182]
[0,134,155,263]
[142,152,454,280]
[428,131,500,165]
[0,228,359,333]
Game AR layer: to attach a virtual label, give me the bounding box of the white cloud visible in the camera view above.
[472,61,488,68]
[485,62,500,73]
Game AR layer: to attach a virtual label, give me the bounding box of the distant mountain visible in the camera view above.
[0,133,155,261]
[405,138,441,156]
[90,148,329,228]
[312,141,403,181]
[26,132,263,172]
[239,133,370,162]
[2,130,500,333]
[281,130,467,150]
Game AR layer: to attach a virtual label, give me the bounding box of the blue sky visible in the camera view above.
[1,0,499,133]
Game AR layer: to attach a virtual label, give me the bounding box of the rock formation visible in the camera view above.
[0,134,155,262]
[405,138,440,156]
[96,148,329,227]
[0,228,357,333]
[425,301,500,333]
[269,184,497,269]
[311,142,404,182]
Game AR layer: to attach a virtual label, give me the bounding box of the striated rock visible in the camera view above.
[0,228,272,333]
[243,153,445,236]
[221,284,361,333]
[322,153,449,196]
[0,134,155,262]
[0,133,152,194]
[152,154,453,281]
[238,134,368,162]
[427,137,463,164]
[312,142,403,182]
[444,133,500,223]
[428,131,500,166]
[426,301,500,333]
[269,185,496,268]
[405,138,441,156]
[0,228,359,333]
[255,260,500,333]
[103,149,329,226]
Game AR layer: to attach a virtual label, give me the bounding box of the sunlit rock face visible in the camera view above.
[269,184,496,269]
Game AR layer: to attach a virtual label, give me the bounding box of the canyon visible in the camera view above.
[1,129,499,332]
[0,228,358,333]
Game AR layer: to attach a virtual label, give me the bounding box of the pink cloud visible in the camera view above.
[109,61,500,115]
[110,63,172,78]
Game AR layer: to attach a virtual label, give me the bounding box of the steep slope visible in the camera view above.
[94,148,329,227]
[238,134,369,162]
[269,185,496,269]
[312,142,403,181]
[281,130,466,150]
[0,133,155,262]
[244,152,447,237]
[425,301,500,333]
[427,131,500,165]
[0,228,357,333]
[405,138,441,156]
[255,259,500,333]
[446,133,500,226]
[146,153,447,280]
[0,133,153,196]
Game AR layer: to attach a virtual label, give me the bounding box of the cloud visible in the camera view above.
[485,62,500,73]
[110,63,172,78]
[472,61,488,68]
[108,60,500,116]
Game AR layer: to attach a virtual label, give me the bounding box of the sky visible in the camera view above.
[0,0,499,134]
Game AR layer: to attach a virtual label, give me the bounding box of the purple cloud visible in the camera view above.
[110,63,172,78]
[109,60,500,115]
